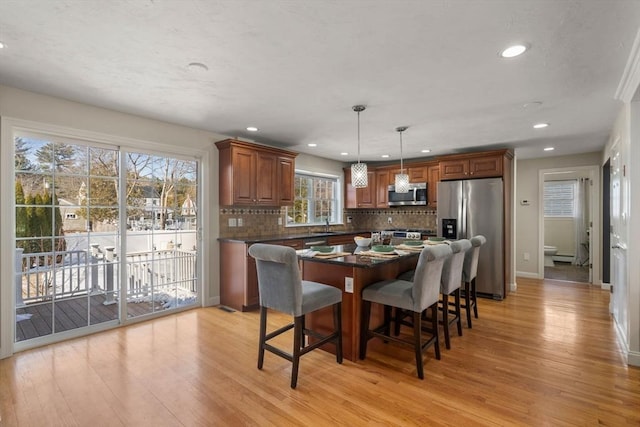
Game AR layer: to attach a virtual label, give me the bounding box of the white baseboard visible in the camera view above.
[516,271,540,279]
[206,296,220,307]
[628,350,640,367]
[509,281,517,292]
[601,282,611,291]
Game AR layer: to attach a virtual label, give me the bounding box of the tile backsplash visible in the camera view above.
[219,206,437,238]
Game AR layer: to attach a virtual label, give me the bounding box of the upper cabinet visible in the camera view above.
[343,149,512,209]
[426,162,440,207]
[344,168,376,208]
[216,139,298,206]
[439,152,506,181]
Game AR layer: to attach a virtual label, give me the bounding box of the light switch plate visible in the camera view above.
[237,218,243,227]
[345,277,354,293]
[228,218,237,227]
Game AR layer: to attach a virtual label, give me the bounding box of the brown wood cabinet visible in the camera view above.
[427,163,440,207]
[407,165,428,183]
[344,150,510,209]
[344,168,376,208]
[216,139,297,206]
[375,170,391,208]
[439,153,503,181]
[220,239,304,311]
[327,233,363,245]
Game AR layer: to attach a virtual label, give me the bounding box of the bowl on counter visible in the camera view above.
[428,237,446,242]
[354,236,372,247]
[311,246,334,253]
[403,240,423,246]
[371,245,395,253]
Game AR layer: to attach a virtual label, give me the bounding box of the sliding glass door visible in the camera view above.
[13,132,200,346]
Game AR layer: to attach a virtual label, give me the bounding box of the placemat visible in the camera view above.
[358,250,399,258]
[313,251,351,259]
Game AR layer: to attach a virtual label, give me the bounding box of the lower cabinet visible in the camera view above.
[219,239,303,311]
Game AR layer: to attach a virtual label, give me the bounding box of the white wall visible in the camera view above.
[515,152,602,277]
[0,85,226,358]
[544,218,576,256]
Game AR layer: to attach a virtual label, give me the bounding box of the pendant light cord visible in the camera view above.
[399,130,403,172]
[357,109,361,164]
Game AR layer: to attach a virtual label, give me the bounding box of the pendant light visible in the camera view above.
[351,105,368,188]
[395,126,410,193]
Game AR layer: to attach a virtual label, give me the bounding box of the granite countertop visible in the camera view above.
[218,230,371,244]
[297,243,420,268]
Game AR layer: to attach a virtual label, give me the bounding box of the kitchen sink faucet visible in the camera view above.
[325,217,330,232]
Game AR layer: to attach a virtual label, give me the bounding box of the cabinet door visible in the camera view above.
[439,159,469,180]
[255,151,278,205]
[356,171,376,208]
[408,166,428,183]
[328,234,359,245]
[232,147,257,204]
[427,164,440,207]
[376,170,390,208]
[277,155,295,205]
[344,168,357,208]
[469,155,503,178]
[279,239,304,250]
[245,253,259,307]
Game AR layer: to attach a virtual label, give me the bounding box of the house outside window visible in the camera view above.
[544,180,575,217]
[287,172,340,225]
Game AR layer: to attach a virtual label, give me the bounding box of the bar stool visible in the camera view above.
[248,243,343,389]
[461,235,486,328]
[440,239,471,349]
[359,244,451,379]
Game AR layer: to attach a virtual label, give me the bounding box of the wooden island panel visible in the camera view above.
[301,255,418,362]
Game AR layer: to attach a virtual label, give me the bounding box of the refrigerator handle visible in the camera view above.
[460,186,467,239]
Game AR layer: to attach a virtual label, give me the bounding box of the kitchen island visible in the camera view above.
[300,244,420,362]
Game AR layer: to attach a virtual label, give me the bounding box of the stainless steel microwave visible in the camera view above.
[388,182,427,206]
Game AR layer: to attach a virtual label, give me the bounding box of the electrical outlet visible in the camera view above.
[278,217,282,225]
[228,218,237,227]
[387,217,393,224]
[523,252,530,261]
[347,216,352,224]
[344,277,354,293]
[237,218,243,227]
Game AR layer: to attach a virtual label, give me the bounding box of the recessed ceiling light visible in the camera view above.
[381,154,389,158]
[544,147,554,151]
[308,143,317,147]
[246,126,258,132]
[421,149,431,153]
[523,101,542,108]
[340,152,349,156]
[187,62,209,71]
[0,41,5,49]
[500,44,528,58]
[533,123,549,129]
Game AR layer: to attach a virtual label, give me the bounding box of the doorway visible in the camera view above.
[538,166,600,284]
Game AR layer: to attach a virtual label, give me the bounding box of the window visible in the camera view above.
[544,180,575,217]
[287,173,339,225]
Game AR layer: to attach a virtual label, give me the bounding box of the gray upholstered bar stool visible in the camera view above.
[359,244,451,379]
[461,235,486,328]
[248,243,343,389]
[440,239,471,349]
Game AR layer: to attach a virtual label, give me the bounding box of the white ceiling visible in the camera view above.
[1,1,639,162]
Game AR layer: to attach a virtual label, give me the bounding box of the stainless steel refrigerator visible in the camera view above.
[437,178,504,299]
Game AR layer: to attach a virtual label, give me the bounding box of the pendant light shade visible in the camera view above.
[350,105,368,188]
[394,126,410,193]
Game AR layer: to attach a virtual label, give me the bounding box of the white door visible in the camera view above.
[610,144,628,341]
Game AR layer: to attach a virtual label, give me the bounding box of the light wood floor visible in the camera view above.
[1,277,638,426]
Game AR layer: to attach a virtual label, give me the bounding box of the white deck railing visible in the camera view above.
[16,247,197,305]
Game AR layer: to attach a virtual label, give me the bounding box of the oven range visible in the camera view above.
[379,229,434,240]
